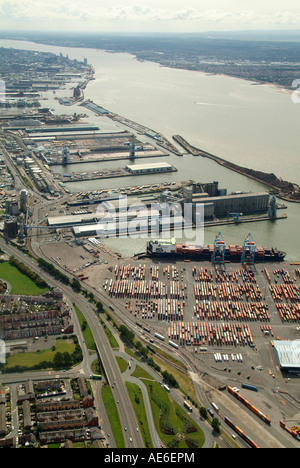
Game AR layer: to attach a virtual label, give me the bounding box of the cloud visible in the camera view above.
[0,1,300,27]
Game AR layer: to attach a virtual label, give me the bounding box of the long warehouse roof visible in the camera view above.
[126,162,172,171]
[273,340,300,370]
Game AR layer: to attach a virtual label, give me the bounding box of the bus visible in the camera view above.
[91,374,102,381]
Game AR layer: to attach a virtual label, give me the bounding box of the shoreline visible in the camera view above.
[172,135,300,204]
[11,36,296,92]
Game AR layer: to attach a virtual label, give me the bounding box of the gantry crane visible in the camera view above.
[241,233,256,265]
[212,232,226,264]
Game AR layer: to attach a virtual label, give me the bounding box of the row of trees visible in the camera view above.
[118,324,179,388]
[37,258,69,285]
[37,257,83,292]
[2,337,83,374]
[9,256,48,289]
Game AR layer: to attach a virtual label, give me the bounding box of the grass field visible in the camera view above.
[73,305,96,351]
[4,339,76,370]
[99,317,119,349]
[116,356,128,373]
[0,261,49,296]
[126,382,153,448]
[101,383,125,448]
[153,354,199,405]
[144,379,205,448]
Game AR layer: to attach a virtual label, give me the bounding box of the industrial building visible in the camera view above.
[273,340,300,373]
[201,192,270,217]
[4,218,18,238]
[126,162,175,174]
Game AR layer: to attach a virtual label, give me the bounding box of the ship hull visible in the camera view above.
[147,243,286,263]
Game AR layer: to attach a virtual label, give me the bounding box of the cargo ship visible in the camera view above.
[146,239,286,263]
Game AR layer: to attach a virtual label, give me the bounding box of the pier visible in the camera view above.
[173,135,300,203]
[57,164,178,183]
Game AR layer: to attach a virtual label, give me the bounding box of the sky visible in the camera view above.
[0,0,300,33]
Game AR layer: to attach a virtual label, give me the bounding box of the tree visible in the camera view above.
[212,418,221,434]
[119,325,135,344]
[53,352,64,369]
[71,279,81,292]
[63,352,73,368]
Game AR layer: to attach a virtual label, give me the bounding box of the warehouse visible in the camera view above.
[47,213,102,227]
[273,340,300,373]
[126,162,175,174]
[197,192,270,217]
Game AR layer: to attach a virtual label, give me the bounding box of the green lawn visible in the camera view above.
[4,339,76,370]
[0,261,49,295]
[144,379,205,449]
[131,365,155,381]
[101,383,125,448]
[116,356,128,373]
[99,317,119,349]
[126,382,153,448]
[73,305,96,351]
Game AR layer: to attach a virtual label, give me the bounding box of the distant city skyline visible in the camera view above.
[0,0,300,33]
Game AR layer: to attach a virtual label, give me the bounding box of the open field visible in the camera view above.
[143,379,205,448]
[3,338,76,370]
[0,261,49,296]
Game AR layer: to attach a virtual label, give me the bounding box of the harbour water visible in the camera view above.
[1,39,299,259]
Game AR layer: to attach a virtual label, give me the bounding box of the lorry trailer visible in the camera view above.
[224,416,260,448]
[228,386,271,425]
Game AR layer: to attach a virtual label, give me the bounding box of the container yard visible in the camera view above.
[102,257,299,362]
[168,321,253,347]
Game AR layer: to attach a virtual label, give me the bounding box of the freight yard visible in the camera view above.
[39,234,300,361]
[34,232,300,447]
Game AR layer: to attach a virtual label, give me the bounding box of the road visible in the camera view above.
[0,238,144,448]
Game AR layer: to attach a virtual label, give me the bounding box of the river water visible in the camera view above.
[1,39,299,259]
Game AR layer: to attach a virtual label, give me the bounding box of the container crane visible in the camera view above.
[227,212,243,224]
[129,139,136,160]
[62,147,70,165]
[212,232,226,264]
[268,196,277,219]
[242,233,256,265]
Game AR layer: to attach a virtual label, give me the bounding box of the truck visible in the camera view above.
[212,402,219,413]
[169,340,179,350]
[184,401,193,412]
[155,332,165,342]
[242,383,258,392]
[163,385,170,393]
